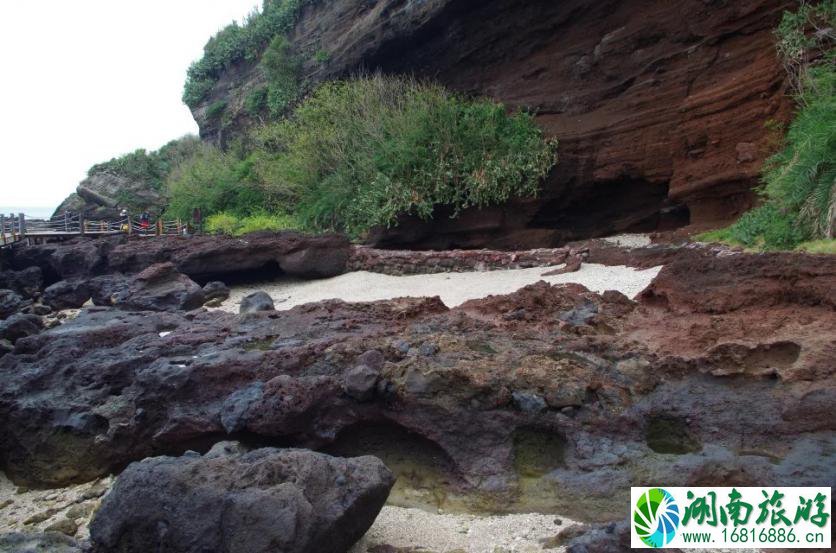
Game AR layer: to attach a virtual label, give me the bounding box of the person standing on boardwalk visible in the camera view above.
[139,212,150,235]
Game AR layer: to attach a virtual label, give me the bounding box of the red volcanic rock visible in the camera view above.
[194,0,794,248]
[638,249,836,313]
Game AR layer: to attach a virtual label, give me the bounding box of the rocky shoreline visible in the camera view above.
[0,232,834,552]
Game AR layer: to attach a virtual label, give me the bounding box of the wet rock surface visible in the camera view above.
[1,245,832,527]
[89,446,394,553]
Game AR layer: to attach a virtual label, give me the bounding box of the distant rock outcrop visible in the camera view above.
[53,172,164,220]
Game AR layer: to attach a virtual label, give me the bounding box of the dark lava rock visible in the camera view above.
[0,313,42,343]
[90,446,394,553]
[104,231,351,280]
[358,349,385,371]
[44,265,205,312]
[202,280,230,302]
[0,289,25,319]
[240,291,275,314]
[512,391,547,414]
[43,275,131,311]
[0,267,43,298]
[29,304,52,316]
[111,263,205,312]
[4,237,110,281]
[3,231,351,283]
[42,279,92,310]
[0,532,82,553]
[344,364,379,401]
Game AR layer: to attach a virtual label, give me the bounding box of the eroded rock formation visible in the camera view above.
[2,231,351,284]
[1,246,832,522]
[53,172,166,220]
[194,0,794,248]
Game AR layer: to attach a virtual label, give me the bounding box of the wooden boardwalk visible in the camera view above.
[1,212,192,248]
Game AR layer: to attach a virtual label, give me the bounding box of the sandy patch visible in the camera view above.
[599,233,652,248]
[217,263,662,313]
[0,472,112,541]
[350,506,573,553]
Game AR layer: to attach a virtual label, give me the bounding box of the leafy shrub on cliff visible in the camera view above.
[165,144,268,220]
[261,74,558,236]
[262,35,302,116]
[182,0,310,108]
[245,86,269,115]
[775,0,835,96]
[206,101,228,121]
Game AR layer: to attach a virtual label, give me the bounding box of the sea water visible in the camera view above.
[0,206,55,219]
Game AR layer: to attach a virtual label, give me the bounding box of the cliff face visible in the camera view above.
[192,0,795,248]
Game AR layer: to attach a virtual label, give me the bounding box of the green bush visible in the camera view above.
[169,75,557,238]
[236,212,299,234]
[314,49,329,64]
[796,239,836,253]
[261,74,558,236]
[165,144,267,220]
[182,0,310,108]
[204,212,239,235]
[775,0,835,96]
[205,211,299,235]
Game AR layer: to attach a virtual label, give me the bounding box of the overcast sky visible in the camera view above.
[0,0,260,211]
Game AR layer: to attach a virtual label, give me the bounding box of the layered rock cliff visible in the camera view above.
[193,0,795,248]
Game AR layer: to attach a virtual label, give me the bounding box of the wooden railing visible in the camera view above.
[1,212,198,247]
